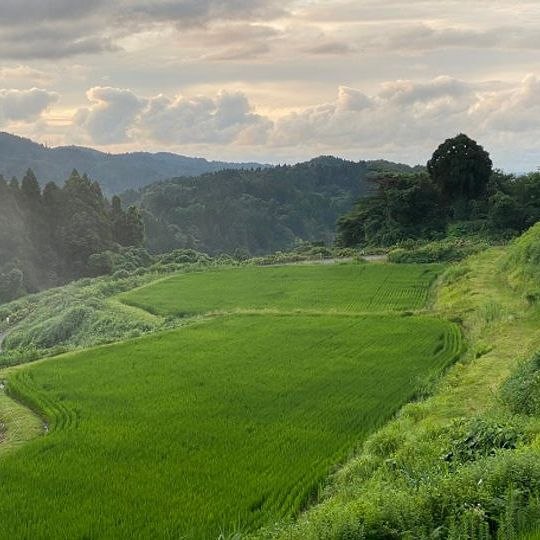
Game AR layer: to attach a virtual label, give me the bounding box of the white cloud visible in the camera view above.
[74,87,271,146]
[66,75,540,171]
[140,89,272,145]
[74,87,144,144]
[0,88,58,123]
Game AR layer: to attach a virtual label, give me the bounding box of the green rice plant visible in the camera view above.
[0,313,459,539]
[119,263,443,317]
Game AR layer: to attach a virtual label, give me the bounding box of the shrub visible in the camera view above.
[389,238,489,263]
[444,417,524,464]
[504,222,540,292]
[500,353,540,416]
[88,252,114,277]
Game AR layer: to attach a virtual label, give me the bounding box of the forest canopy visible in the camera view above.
[121,156,420,255]
[0,169,143,302]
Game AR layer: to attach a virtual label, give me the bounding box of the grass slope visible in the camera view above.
[264,249,540,538]
[119,263,442,316]
[0,313,459,539]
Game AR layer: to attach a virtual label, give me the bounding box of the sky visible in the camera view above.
[1,0,540,171]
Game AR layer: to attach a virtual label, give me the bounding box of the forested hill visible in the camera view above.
[0,132,264,195]
[0,170,144,300]
[122,156,421,255]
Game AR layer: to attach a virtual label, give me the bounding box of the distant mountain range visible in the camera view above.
[0,132,266,194]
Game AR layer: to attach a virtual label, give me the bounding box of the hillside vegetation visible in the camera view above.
[121,156,420,255]
[260,237,540,538]
[0,169,143,298]
[338,135,540,253]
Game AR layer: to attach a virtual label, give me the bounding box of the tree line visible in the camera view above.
[0,169,143,302]
[337,133,540,247]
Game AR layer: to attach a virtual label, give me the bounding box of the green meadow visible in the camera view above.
[0,262,462,538]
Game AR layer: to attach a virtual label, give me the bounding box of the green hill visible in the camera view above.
[123,156,420,255]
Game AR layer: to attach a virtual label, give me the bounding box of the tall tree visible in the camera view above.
[21,169,41,203]
[427,134,492,204]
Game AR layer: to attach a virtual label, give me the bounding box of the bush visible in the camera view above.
[389,238,489,263]
[88,252,114,277]
[500,353,540,416]
[112,269,131,280]
[159,249,211,265]
[444,417,524,463]
[504,223,540,294]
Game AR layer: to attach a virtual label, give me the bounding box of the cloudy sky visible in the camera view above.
[2,0,540,170]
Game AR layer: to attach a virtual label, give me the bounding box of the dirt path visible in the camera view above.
[259,255,388,268]
[363,254,388,262]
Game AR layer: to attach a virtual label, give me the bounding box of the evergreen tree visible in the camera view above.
[21,169,41,203]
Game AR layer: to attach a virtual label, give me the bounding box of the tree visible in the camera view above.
[337,173,444,247]
[21,169,41,203]
[125,206,145,247]
[88,252,114,277]
[0,266,23,303]
[111,195,127,245]
[427,134,492,205]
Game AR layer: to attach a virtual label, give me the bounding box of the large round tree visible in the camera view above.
[427,133,492,203]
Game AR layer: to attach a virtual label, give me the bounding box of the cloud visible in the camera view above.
[0,66,52,87]
[270,76,477,149]
[0,88,58,123]
[0,0,107,25]
[0,33,118,60]
[74,87,271,146]
[140,90,272,145]
[121,0,290,26]
[204,42,271,61]
[70,75,540,159]
[0,1,293,60]
[305,41,355,56]
[74,87,145,144]
[470,74,540,133]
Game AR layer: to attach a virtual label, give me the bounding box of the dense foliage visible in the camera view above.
[500,352,540,416]
[121,156,419,255]
[0,169,144,301]
[337,134,540,251]
[427,133,493,205]
[388,237,490,263]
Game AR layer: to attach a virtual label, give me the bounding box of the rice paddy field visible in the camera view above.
[0,262,462,538]
[119,263,443,316]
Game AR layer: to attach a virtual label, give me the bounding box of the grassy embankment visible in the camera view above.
[0,262,460,538]
[262,237,540,538]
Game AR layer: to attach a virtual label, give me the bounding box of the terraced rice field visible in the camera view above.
[119,263,442,316]
[0,262,462,538]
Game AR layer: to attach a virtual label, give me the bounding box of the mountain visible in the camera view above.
[122,155,422,255]
[0,132,266,194]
